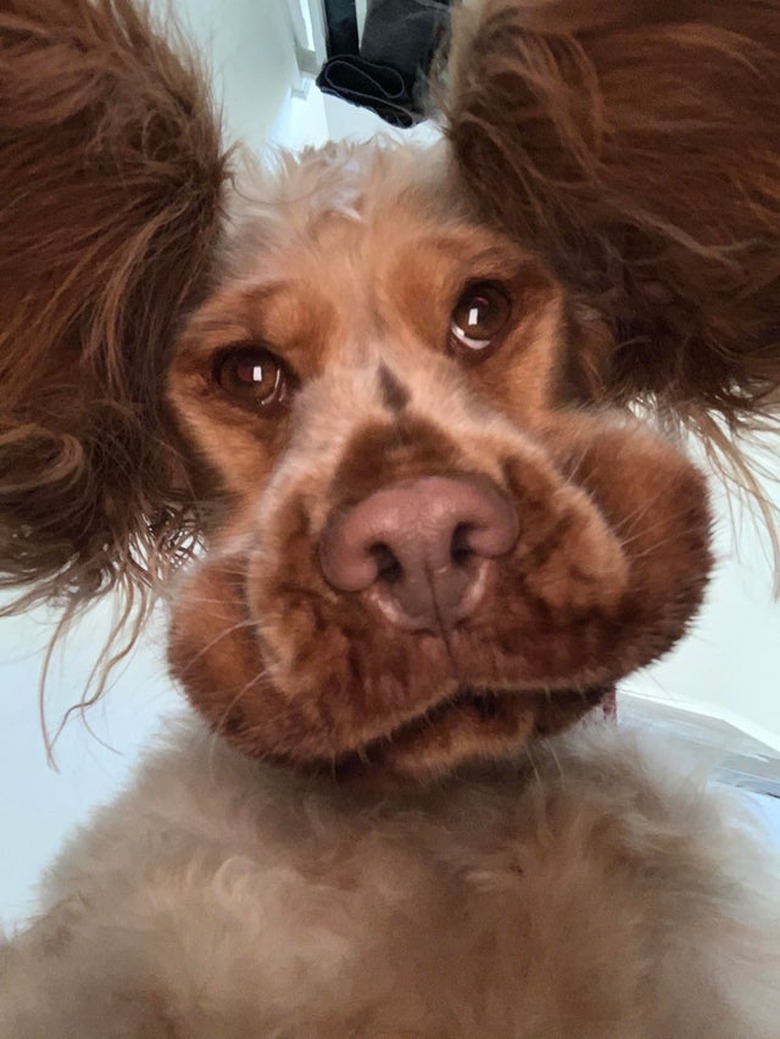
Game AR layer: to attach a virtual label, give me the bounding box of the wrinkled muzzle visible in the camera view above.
[169,361,712,781]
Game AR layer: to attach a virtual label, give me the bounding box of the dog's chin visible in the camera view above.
[318,685,612,783]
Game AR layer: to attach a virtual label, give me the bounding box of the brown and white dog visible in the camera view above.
[0,1,779,1036]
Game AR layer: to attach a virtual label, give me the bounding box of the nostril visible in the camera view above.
[369,542,403,583]
[450,523,475,567]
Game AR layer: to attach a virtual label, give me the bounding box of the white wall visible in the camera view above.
[626,456,780,750]
[162,0,299,150]
[0,601,180,929]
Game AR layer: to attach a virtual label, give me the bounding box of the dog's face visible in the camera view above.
[166,146,712,780]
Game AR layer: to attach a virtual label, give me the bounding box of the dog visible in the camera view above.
[1,0,779,1035]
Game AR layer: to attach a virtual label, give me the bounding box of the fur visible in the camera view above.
[446,0,780,428]
[2,722,779,1038]
[0,0,779,1034]
[0,0,227,628]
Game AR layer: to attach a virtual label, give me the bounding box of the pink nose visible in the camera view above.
[319,476,518,631]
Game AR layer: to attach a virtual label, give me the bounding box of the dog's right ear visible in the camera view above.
[0,0,229,620]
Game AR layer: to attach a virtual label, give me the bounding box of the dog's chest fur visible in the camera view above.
[3,720,777,1039]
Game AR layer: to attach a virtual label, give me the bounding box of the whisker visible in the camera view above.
[178,617,259,672]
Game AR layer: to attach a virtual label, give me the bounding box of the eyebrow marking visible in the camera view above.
[377,364,410,415]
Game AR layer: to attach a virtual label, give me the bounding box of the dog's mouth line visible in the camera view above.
[329,683,611,774]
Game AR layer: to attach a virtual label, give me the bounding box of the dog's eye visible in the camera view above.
[214,347,290,411]
[450,283,512,353]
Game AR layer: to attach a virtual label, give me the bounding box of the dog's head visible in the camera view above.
[6,0,780,782]
[164,145,711,779]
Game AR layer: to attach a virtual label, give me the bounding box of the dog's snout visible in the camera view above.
[319,476,518,631]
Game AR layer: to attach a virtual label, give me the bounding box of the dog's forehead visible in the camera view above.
[221,142,473,287]
[229,142,449,222]
[197,142,545,379]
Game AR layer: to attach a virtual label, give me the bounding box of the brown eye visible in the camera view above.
[214,346,291,411]
[450,282,512,353]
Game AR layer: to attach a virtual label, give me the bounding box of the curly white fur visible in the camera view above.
[2,719,778,1038]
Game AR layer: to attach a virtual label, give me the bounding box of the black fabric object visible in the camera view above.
[316,54,416,128]
[316,0,451,127]
[322,0,360,57]
[361,0,450,83]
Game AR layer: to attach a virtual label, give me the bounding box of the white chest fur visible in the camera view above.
[2,720,779,1039]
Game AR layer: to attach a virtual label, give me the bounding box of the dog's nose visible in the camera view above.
[319,476,518,631]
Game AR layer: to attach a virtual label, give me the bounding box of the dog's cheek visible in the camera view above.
[544,414,714,661]
[500,452,629,610]
[166,556,330,759]
[167,558,268,742]
[456,419,711,690]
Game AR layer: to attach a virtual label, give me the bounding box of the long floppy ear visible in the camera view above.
[444,0,780,449]
[0,1,228,622]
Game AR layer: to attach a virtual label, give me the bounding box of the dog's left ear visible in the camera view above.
[0,0,229,620]
[443,0,780,454]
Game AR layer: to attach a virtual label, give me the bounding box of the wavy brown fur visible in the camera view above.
[445,0,780,434]
[0,0,228,626]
